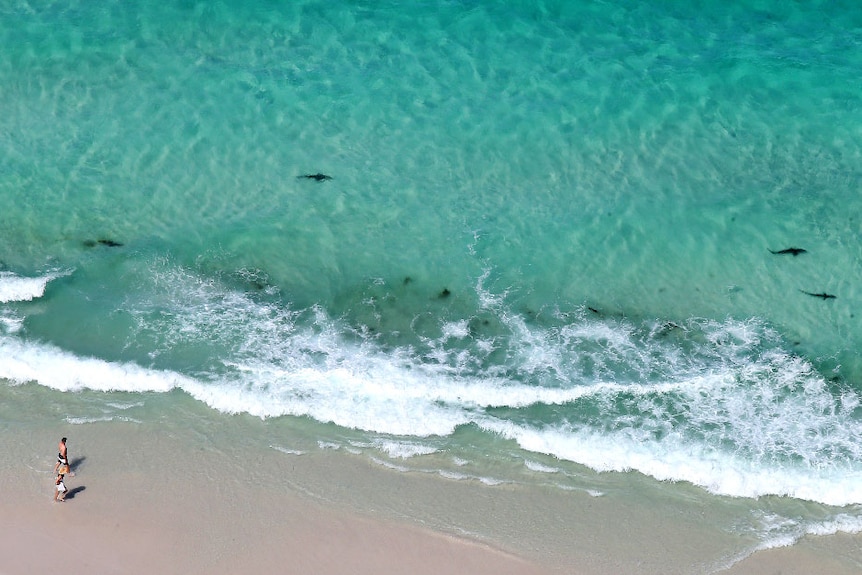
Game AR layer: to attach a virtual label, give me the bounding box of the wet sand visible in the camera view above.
[0,423,548,575]
[1,418,860,575]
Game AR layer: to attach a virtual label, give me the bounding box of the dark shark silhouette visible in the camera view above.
[298,173,332,181]
[97,239,123,247]
[769,247,806,256]
[83,238,123,248]
[800,290,836,300]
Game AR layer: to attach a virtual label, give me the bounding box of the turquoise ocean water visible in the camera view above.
[2,0,862,566]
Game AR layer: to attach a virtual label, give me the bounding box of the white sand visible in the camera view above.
[1,423,548,575]
[2,419,860,575]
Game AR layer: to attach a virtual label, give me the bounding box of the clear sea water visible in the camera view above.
[2,0,862,568]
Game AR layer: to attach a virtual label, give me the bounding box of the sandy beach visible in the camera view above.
[2,416,860,575]
[0,485,547,575]
[1,422,550,575]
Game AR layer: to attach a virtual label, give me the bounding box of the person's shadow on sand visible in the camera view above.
[69,456,86,472]
[65,486,86,500]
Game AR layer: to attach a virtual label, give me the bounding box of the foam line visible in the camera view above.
[0,336,188,393]
[0,270,67,303]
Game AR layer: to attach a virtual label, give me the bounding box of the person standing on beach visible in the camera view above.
[54,473,67,502]
[54,437,69,474]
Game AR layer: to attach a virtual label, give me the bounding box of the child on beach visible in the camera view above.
[54,474,67,502]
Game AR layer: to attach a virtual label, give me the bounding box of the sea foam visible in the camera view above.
[0,271,67,303]
[3,262,862,507]
[0,335,186,393]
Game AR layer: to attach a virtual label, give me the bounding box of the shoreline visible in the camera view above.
[1,404,861,575]
[1,421,551,575]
